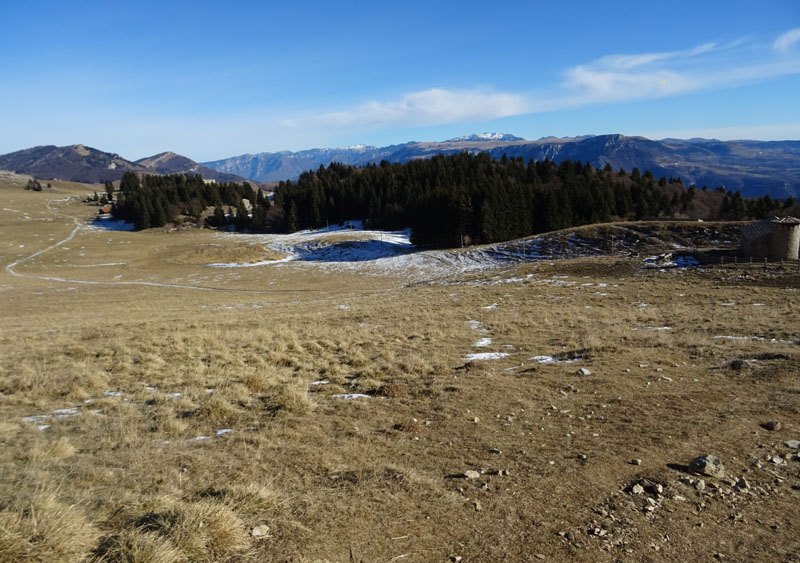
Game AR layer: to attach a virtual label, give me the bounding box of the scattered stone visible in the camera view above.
[761,421,781,431]
[645,483,664,495]
[695,479,706,491]
[578,454,588,461]
[784,440,800,449]
[576,368,592,376]
[630,458,642,466]
[474,500,483,512]
[735,478,750,491]
[689,454,725,478]
[767,455,786,466]
[535,555,546,560]
[250,525,271,539]
[451,557,463,562]
[464,470,481,480]
[489,448,502,454]
[673,494,687,501]
[471,416,480,423]
[588,527,607,537]
[631,484,645,495]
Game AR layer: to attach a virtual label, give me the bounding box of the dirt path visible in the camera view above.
[3,196,291,293]
[3,196,403,301]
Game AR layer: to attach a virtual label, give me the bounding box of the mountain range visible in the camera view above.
[0,145,251,185]
[1,134,798,198]
[202,133,800,198]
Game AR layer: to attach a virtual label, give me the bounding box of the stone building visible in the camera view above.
[740,216,800,260]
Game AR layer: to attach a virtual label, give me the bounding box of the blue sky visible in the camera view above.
[1,0,799,161]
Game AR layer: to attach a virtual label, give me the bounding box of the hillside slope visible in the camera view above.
[0,144,148,183]
[135,152,252,184]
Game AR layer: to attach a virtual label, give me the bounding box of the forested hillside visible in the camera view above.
[111,172,272,231]
[271,153,789,247]
[113,153,792,247]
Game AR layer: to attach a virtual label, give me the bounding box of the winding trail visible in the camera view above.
[3,196,306,293]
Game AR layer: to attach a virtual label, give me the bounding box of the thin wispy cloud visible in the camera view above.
[289,29,800,132]
[774,27,800,52]
[592,42,717,71]
[287,88,528,128]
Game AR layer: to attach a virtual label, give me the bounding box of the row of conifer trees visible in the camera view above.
[111,153,790,247]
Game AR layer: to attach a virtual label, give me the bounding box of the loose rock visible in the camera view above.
[631,458,642,466]
[761,421,781,431]
[464,470,481,479]
[689,454,725,478]
[784,440,800,449]
[576,368,592,376]
[250,525,271,539]
[631,484,644,495]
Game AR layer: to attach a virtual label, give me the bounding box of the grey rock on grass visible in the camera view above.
[689,454,725,478]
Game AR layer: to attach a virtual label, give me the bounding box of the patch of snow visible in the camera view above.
[310,380,329,385]
[337,305,350,310]
[23,415,50,424]
[644,255,699,268]
[87,216,136,231]
[714,335,796,344]
[473,338,493,347]
[483,303,498,310]
[103,390,124,397]
[529,355,583,364]
[215,429,232,436]
[332,393,374,399]
[464,352,510,361]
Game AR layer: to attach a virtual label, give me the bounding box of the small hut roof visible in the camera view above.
[771,216,800,225]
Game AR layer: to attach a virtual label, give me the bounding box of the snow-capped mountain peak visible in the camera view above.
[444,132,526,142]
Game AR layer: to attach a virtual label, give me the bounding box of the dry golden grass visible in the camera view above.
[1,178,799,561]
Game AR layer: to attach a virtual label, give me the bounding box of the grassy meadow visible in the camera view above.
[1,176,799,562]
